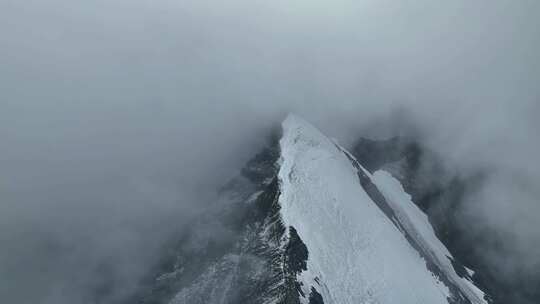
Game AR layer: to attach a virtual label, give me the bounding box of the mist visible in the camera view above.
[1,0,539,303]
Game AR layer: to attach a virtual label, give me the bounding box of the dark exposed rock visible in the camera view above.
[285,227,308,273]
[308,287,324,304]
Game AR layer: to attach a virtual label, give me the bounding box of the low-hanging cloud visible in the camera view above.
[1,0,539,303]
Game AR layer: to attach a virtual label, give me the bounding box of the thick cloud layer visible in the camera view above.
[1,1,539,303]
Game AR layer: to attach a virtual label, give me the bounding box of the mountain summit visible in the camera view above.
[134,114,489,304]
[276,114,487,304]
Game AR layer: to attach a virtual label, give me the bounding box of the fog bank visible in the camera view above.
[1,1,539,303]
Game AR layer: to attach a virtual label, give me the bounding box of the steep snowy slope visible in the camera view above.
[371,170,487,303]
[278,115,487,304]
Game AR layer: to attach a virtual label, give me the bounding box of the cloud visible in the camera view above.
[0,0,539,303]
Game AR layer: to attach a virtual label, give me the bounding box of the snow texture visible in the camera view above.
[371,170,488,304]
[278,114,487,304]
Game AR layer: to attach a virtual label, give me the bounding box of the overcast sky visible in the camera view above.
[1,1,539,303]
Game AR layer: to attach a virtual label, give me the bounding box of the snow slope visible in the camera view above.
[371,170,488,304]
[278,114,487,304]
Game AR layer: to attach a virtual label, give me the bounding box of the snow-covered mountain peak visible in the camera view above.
[277,114,488,304]
[140,114,488,304]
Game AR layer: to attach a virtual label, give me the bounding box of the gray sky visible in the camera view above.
[1,1,539,303]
